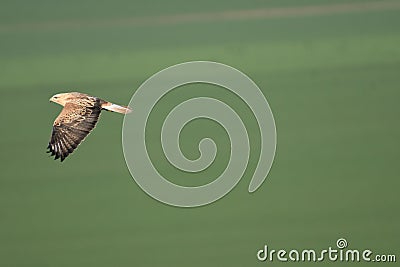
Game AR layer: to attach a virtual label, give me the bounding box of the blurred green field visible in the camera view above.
[1,0,399,266]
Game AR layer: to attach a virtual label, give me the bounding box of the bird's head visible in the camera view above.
[50,92,72,106]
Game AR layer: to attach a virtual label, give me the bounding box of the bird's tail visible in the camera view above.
[102,102,132,114]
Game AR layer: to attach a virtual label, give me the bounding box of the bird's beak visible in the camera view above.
[49,97,54,102]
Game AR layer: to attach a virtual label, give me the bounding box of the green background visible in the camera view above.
[1,0,399,266]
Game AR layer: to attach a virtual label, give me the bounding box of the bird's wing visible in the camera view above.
[47,101,102,161]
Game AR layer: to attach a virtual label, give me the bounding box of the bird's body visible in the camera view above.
[47,92,131,162]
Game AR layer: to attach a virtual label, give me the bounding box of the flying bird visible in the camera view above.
[47,92,131,162]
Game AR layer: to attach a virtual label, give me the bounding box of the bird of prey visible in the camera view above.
[47,92,131,162]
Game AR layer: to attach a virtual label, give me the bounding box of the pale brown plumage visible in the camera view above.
[47,92,131,162]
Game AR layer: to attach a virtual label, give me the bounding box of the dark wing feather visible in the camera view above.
[47,100,102,161]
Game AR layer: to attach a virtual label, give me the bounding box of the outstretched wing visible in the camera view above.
[47,100,102,161]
